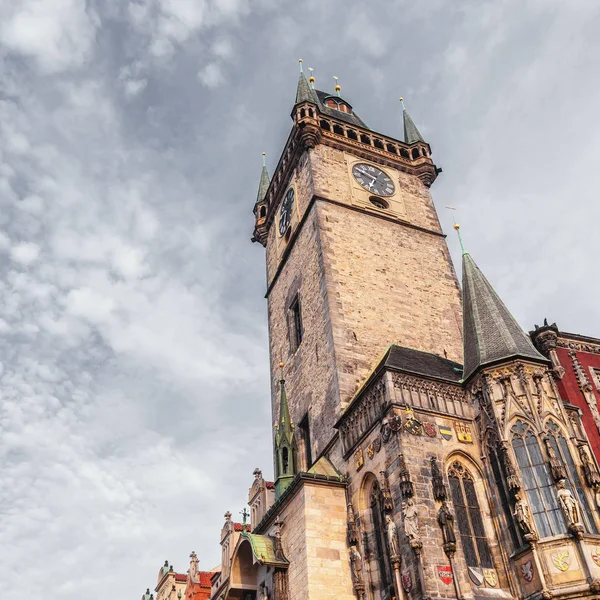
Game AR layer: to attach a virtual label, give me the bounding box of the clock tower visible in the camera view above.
[252,69,463,461]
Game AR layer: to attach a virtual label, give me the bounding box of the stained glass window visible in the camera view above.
[511,420,566,537]
[448,462,493,568]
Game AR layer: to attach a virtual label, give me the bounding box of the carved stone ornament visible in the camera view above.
[544,437,567,482]
[273,569,288,600]
[398,453,414,498]
[349,544,364,589]
[385,514,400,559]
[402,498,420,543]
[437,500,456,557]
[380,419,392,443]
[513,492,537,541]
[556,480,584,537]
[579,444,600,488]
[379,471,394,513]
[347,502,359,546]
[500,444,521,492]
[430,456,447,502]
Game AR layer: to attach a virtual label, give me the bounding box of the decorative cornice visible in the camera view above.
[557,338,600,355]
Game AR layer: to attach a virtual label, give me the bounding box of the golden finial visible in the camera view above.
[334,76,341,96]
[279,362,284,369]
[399,97,406,110]
[298,58,303,73]
[262,152,266,167]
[308,67,315,88]
[445,205,466,254]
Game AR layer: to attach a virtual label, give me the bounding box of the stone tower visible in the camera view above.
[253,69,463,461]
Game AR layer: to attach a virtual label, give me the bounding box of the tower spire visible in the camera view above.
[255,153,270,206]
[462,253,547,381]
[400,97,425,144]
[274,363,297,498]
[295,60,315,105]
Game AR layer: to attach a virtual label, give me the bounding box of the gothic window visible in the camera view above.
[288,294,303,351]
[546,421,597,533]
[298,413,312,470]
[448,462,493,569]
[282,446,289,474]
[511,420,566,537]
[487,441,521,550]
[370,481,392,599]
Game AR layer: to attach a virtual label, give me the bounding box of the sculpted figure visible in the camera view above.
[437,501,456,547]
[385,514,400,557]
[557,479,581,525]
[402,498,420,542]
[349,544,364,587]
[513,493,535,537]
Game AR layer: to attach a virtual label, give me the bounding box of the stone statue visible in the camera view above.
[437,501,456,548]
[349,544,364,587]
[513,493,535,538]
[402,498,420,542]
[385,514,400,557]
[188,551,199,583]
[557,479,582,525]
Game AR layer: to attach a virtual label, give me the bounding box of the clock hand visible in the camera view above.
[357,168,376,181]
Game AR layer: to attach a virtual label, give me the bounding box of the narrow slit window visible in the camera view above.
[289,295,303,351]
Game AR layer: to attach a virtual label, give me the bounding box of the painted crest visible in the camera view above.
[401,568,412,592]
[467,567,483,586]
[354,447,364,471]
[521,560,534,582]
[389,414,402,432]
[592,548,600,567]
[423,422,437,438]
[366,442,375,460]
[439,425,453,440]
[381,420,391,443]
[483,569,498,588]
[454,421,473,443]
[437,565,454,585]
[373,437,382,453]
[404,407,423,436]
[551,549,571,572]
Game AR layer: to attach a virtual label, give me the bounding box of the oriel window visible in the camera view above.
[448,461,493,569]
[511,420,566,537]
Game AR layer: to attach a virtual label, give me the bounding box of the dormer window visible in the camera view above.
[324,97,352,113]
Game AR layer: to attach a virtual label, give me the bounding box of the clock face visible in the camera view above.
[352,163,395,197]
[279,187,294,236]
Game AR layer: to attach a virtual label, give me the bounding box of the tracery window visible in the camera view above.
[511,420,566,537]
[487,440,521,550]
[370,481,393,599]
[546,421,597,534]
[448,461,493,569]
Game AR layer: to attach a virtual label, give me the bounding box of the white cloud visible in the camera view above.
[199,62,225,88]
[10,242,40,265]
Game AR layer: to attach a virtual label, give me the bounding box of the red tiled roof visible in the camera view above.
[175,573,187,582]
[233,522,252,532]
[265,481,275,489]
[199,572,212,588]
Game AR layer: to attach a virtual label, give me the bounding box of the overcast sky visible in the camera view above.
[1,1,599,598]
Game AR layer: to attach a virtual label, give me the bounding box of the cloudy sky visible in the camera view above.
[1,0,599,597]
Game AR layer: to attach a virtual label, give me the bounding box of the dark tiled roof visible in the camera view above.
[385,345,463,382]
[462,253,546,381]
[295,72,316,105]
[255,165,269,205]
[313,89,369,129]
[403,108,424,143]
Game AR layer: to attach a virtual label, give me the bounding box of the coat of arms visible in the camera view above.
[551,549,571,572]
[437,565,453,585]
[483,569,498,587]
[592,548,600,567]
[467,567,483,586]
[521,560,534,582]
[423,422,437,437]
[454,421,473,443]
[439,425,453,440]
[354,447,364,471]
[389,414,402,432]
[404,407,423,435]
[373,437,382,453]
[401,568,412,592]
[366,442,375,460]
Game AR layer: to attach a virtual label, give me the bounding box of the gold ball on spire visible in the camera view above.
[335,85,341,92]
[454,223,460,230]
[309,76,315,83]
[399,97,404,102]
[262,152,266,156]
[279,362,285,368]
[298,58,303,63]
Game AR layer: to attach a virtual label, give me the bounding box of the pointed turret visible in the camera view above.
[462,253,547,381]
[294,59,316,106]
[251,153,270,246]
[274,364,297,498]
[401,98,425,144]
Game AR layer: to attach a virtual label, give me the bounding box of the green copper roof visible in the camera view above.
[308,456,342,478]
[462,253,546,381]
[403,107,425,144]
[241,533,289,567]
[275,378,294,447]
[255,165,270,205]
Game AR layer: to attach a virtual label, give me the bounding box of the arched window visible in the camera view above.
[511,420,566,537]
[282,447,289,474]
[546,421,597,534]
[448,461,493,569]
[370,481,392,598]
[487,439,521,550]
